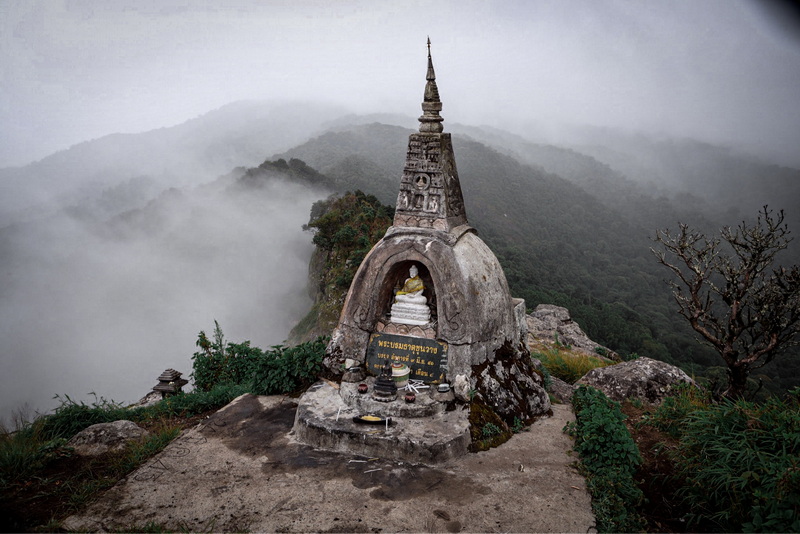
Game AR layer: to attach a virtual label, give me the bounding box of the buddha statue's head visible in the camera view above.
[409,265,419,278]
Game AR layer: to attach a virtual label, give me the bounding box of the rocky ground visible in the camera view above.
[61,394,595,533]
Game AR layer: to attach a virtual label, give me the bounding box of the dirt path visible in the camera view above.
[63,394,595,533]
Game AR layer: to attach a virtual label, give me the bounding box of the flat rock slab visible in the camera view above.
[62,394,595,533]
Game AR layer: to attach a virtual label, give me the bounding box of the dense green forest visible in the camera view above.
[244,122,800,396]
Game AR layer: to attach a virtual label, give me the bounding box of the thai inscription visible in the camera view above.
[366,332,448,382]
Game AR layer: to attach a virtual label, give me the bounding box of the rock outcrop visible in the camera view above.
[547,376,577,404]
[576,357,695,405]
[472,350,551,422]
[67,420,149,456]
[133,391,162,408]
[527,304,616,359]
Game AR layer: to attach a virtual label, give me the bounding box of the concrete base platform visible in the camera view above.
[293,381,470,465]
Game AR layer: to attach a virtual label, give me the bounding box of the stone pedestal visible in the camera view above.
[389,299,431,325]
[293,381,469,465]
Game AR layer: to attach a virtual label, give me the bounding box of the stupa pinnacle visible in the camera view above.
[393,38,467,232]
[419,37,444,134]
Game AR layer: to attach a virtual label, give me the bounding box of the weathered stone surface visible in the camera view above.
[577,357,696,405]
[539,374,577,404]
[294,382,470,465]
[325,47,529,385]
[67,420,149,456]
[453,373,470,401]
[328,228,522,374]
[133,391,162,408]
[62,394,595,534]
[473,350,551,422]
[309,42,550,462]
[527,304,616,358]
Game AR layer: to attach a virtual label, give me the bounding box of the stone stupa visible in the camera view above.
[293,39,549,465]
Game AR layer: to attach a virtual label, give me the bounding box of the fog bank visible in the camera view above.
[3,0,799,169]
[0,176,327,423]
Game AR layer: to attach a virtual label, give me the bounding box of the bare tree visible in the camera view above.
[652,207,800,398]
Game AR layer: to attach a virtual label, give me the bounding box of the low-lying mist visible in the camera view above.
[0,173,329,424]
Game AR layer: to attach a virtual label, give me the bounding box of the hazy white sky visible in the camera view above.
[2,0,800,168]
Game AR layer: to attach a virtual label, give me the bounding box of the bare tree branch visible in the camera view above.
[653,206,800,398]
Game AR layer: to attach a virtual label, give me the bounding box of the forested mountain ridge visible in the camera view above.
[0,101,345,228]
[264,121,799,394]
[565,128,800,236]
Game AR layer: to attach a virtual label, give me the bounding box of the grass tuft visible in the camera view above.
[534,345,611,384]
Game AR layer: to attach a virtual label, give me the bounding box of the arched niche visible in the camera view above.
[379,260,437,324]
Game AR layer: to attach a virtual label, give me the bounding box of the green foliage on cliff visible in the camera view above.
[288,191,394,343]
[306,190,395,285]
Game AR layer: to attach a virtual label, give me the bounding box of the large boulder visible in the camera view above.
[576,357,695,405]
[473,355,551,422]
[67,420,149,456]
[527,304,616,359]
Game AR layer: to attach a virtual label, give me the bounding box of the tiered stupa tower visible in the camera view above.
[324,40,542,401]
[393,38,467,233]
[296,41,549,464]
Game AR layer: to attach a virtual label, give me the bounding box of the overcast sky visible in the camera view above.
[2,0,800,168]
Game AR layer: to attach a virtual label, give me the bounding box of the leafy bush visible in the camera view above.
[191,321,264,392]
[481,423,503,438]
[191,322,327,395]
[670,392,800,532]
[250,337,327,395]
[535,347,610,384]
[567,385,646,533]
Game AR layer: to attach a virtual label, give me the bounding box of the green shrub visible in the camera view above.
[191,321,264,392]
[191,322,327,395]
[567,385,646,533]
[250,337,327,395]
[670,393,800,532]
[481,422,502,438]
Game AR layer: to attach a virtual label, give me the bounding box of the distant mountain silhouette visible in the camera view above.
[0,100,346,227]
